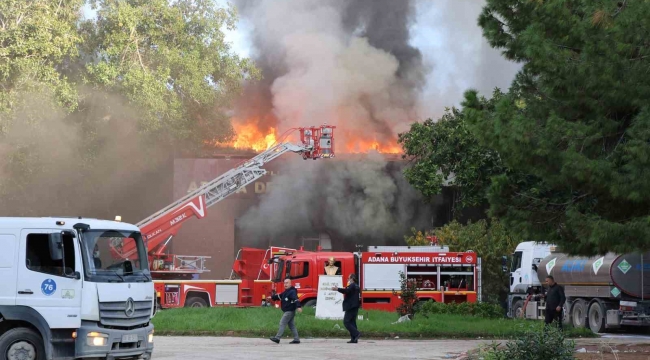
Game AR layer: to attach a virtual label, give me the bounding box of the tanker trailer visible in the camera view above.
[532,250,650,333]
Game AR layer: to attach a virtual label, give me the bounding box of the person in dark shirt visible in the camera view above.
[538,275,566,330]
[332,273,361,343]
[270,278,302,344]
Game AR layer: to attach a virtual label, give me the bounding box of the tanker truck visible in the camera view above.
[504,241,650,333]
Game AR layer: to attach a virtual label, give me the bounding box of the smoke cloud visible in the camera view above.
[233,0,426,147]
[0,87,172,222]
[229,0,521,246]
[237,153,432,245]
[230,0,432,244]
[412,0,521,116]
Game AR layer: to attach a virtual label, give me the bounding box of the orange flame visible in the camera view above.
[228,122,278,152]
[221,118,403,154]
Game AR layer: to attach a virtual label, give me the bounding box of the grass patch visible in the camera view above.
[151,307,596,339]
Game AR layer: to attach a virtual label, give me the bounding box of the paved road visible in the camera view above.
[150,335,650,360]
[151,336,491,360]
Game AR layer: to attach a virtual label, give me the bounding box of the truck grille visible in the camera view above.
[99,300,152,328]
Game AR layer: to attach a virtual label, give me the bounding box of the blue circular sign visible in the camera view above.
[41,279,56,296]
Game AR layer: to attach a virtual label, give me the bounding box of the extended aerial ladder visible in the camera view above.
[109,124,336,279]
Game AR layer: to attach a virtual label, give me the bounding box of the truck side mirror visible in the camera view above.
[501,256,508,273]
[49,232,63,261]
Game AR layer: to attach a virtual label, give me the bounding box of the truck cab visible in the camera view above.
[508,241,553,295]
[505,241,553,318]
[271,251,358,307]
[0,217,155,360]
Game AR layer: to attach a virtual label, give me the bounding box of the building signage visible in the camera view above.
[362,252,476,265]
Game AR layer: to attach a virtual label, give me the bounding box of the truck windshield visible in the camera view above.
[80,229,150,282]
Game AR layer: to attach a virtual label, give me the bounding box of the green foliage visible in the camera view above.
[470,326,575,360]
[151,306,594,339]
[393,271,418,318]
[0,0,260,217]
[436,219,519,303]
[419,301,504,319]
[404,227,435,246]
[0,0,84,128]
[398,99,506,216]
[81,0,260,147]
[463,0,650,255]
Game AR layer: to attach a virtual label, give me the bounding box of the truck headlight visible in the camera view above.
[148,330,154,343]
[87,332,108,346]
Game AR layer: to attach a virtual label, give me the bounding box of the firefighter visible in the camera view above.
[269,278,302,344]
[332,273,361,343]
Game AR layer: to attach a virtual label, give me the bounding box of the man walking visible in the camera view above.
[270,278,302,344]
[332,273,361,343]
[541,275,566,330]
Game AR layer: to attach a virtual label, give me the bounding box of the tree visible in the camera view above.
[0,0,83,126]
[404,227,435,246]
[81,0,260,149]
[463,0,650,255]
[435,219,519,303]
[0,0,85,212]
[0,0,260,218]
[398,95,506,217]
[393,271,418,318]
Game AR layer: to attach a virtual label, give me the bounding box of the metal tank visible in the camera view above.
[538,252,650,299]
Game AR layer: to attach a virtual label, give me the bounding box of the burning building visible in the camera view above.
[163,0,468,278]
[168,149,455,279]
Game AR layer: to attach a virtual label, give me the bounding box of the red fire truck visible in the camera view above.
[269,245,482,311]
[106,125,336,308]
[152,244,482,311]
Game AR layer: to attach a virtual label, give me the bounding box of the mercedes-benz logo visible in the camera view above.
[125,297,135,318]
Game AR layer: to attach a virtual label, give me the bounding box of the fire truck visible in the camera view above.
[268,245,482,311]
[152,244,482,311]
[107,125,336,309]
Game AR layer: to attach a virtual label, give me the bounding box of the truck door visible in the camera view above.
[0,234,18,305]
[16,229,82,329]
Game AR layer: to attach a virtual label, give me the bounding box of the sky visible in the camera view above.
[83,0,521,120]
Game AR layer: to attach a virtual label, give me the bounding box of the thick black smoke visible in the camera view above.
[237,153,432,247]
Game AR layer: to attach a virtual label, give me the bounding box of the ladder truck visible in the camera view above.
[108,124,336,309]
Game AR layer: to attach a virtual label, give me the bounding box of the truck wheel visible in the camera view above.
[512,300,524,319]
[185,297,208,308]
[303,299,317,308]
[0,327,45,360]
[588,301,606,333]
[571,299,587,328]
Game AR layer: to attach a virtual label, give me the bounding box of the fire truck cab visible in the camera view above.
[271,251,358,307]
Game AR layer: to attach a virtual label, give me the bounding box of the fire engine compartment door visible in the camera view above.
[363,264,405,290]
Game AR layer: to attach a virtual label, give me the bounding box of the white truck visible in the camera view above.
[0,217,155,360]
[505,241,650,333]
